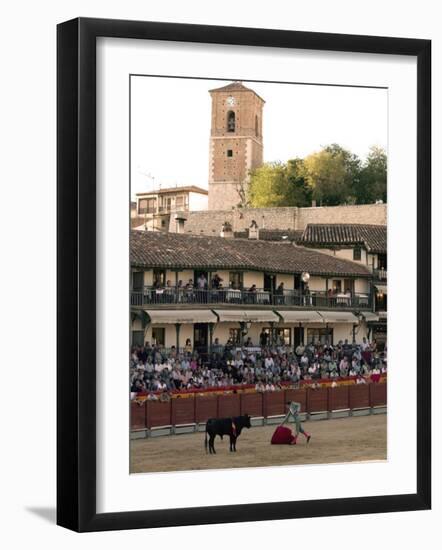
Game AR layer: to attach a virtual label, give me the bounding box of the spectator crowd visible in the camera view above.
[130,335,387,396]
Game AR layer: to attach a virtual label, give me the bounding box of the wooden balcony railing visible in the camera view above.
[373,268,387,281]
[131,287,373,310]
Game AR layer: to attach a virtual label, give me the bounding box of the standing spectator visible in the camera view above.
[259,328,269,347]
[197,273,207,289]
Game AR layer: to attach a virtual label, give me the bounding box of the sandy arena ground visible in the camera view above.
[130,414,387,474]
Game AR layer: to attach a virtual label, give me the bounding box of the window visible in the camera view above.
[227,111,236,132]
[353,247,362,261]
[378,253,387,270]
[227,149,233,157]
[138,197,156,214]
[343,279,355,295]
[229,328,241,344]
[229,271,243,290]
[175,195,188,209]
[332,279,342,293]
[275,328,291,346]
[261,327,290,345]
[159,196,172,212]
[132,271,144,291]
[307,328,333,345]
[132,330,144,347]
[151,327,165,346]
[153,269,166,287]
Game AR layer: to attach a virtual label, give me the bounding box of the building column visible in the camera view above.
[208,323,214,355]
[174,270,179,303]
[240,322,245,347]
[175,323,181,351]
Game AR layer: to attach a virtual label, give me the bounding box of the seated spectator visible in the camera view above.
[159,388,171,402]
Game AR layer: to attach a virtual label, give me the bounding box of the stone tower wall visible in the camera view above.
[208,85,264,211]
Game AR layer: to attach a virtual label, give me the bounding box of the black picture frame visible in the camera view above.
[57,17,431,532]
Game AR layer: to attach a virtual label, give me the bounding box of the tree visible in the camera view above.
[247,144,385,208]
[248,162,289,207]
[286,158,312,207]
[303,144,361,206]
[355,145,387,204]
[248,159,311,208]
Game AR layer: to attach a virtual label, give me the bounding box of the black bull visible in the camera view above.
[205,415,251,454]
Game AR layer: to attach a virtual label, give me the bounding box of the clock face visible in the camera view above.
[226,95,236,106]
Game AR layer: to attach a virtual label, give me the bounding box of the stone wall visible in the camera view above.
[173,203,387,235]
[296,203,387,228]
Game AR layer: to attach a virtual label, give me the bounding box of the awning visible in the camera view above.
[317,311,358,323]
[375,284,387,294]
[144,309,218,324]
[213,309,280,323]
[363,312,380,322]
[275,310,323,323]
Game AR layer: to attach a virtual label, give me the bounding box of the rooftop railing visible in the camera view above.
[131,286,372,310]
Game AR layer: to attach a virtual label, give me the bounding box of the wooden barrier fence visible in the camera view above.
[131,383,387,432]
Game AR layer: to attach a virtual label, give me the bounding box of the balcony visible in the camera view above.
[373,268,387,281]
[131,286,372,310]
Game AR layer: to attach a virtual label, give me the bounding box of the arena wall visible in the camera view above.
[131,382,387,433]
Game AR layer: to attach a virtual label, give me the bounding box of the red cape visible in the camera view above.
[271,425,296,445]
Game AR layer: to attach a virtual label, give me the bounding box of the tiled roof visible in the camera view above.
[299,224,386,253]
[209,81,265,101]
[209,81,252,93]
[234,229,304,242]
[136,185,208,196]
[130,230,372,277]
[131,217,148,229]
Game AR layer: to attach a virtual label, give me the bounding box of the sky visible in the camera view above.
[130,76,387,199]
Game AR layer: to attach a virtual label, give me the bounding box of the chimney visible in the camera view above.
[174,213,187,234]
[248,219,259,240]
[220,221,233,239]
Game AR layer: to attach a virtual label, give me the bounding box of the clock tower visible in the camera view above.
[208,82,264,211]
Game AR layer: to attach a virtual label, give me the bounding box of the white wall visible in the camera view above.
[308,275,327,291]
[243,271,264,289]
[275,273,293,289]
[189,191,209,211]
[143,323,194,347]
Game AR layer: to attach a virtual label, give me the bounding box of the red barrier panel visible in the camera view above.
[328,386,350,411]
[370,383,387,407]
[146,401,171,428]
[349,384,370,409]
[131,400,147,430]
[195,395,218,423]
[263,391,285,417]
[284,389,307,412]
[240,392,263,417]
[171,396,195,425]
[218,393,241,418]
[306,388,329,413]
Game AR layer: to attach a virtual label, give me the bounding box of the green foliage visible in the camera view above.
[248,159,311,207]
[248,162,288,207]
[356,145,387,204]
[247,144,386,208]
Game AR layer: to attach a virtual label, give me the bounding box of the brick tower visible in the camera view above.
[208,82,264,211]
